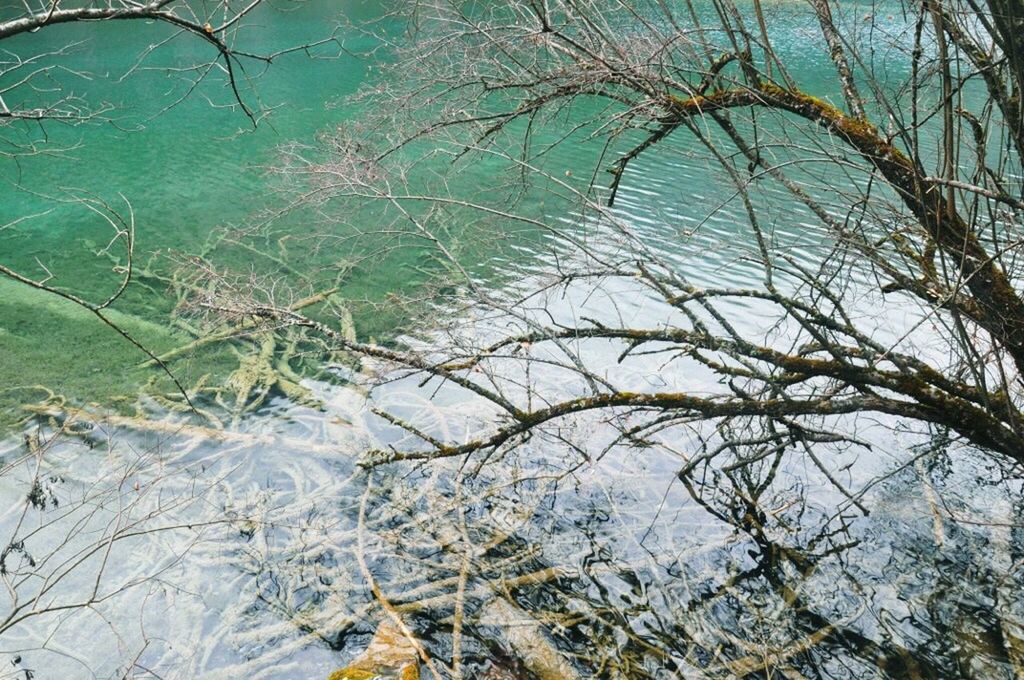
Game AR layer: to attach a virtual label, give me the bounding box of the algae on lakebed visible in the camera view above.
[0,278,232,430]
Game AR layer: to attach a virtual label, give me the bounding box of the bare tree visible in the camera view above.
[203,2,1024,671]
[261,0,1024,469]
[8,0,1024,676]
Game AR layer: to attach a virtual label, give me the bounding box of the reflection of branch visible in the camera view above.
[0,421,230,638]
[355,473,445,680]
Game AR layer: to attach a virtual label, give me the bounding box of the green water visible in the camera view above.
[0,2,393,422]
[0,1,592,426]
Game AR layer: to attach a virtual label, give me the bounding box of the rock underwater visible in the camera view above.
[327,620,420,680]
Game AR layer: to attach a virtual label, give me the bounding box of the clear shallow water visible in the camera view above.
[1,2,1023,679]
[0,1,391,418]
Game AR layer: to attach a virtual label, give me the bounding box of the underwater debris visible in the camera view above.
[22,403,344,453]
[479,597,580,680]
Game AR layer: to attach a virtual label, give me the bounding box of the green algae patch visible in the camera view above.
[0,278,221,429]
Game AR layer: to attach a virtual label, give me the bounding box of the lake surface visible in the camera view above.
[0,1,393,421]
[2,2,1023,679]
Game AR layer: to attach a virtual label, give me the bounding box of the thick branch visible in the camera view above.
[664,83,1024,374]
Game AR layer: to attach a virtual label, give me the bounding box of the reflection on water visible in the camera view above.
[2,279,1024,678]
[2,2,1024,679]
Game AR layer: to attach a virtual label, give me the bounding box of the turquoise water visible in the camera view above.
[0,0,600,421]
[0,2,393,420]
